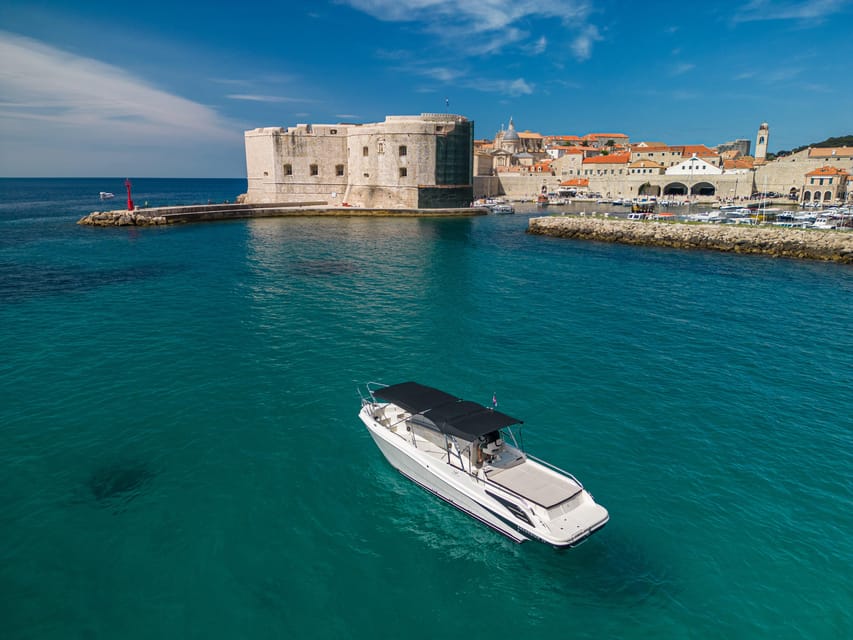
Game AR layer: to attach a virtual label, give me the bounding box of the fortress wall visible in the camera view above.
[473,176,502,197]
[492,173,563,199]
[346,120,437,207]
[244,126,349,204]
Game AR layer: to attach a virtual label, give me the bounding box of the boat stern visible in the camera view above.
[548,495,609,547]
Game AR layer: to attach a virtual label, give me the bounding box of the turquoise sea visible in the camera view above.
[1,178,851,639]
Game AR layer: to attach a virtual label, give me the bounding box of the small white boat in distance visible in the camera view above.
[99,191,115,200]
[489,203,515,214]
[359,382,609,547]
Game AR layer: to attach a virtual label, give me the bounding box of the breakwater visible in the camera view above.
[77,202,486,226]
[528,216,853,263]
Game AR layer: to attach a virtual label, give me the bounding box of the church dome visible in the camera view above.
[502,117,519,142]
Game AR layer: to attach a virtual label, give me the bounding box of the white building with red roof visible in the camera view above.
[666,154,723,176]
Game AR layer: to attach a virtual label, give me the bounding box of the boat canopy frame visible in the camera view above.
[370,381,523,441]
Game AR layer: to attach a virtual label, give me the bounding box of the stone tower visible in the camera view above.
[755,122,769,161]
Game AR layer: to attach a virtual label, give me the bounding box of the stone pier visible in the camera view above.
[78,202,487,226]
[528,216,853,263]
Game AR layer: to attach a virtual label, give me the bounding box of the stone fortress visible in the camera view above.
[243,114,473,209]
[473,120,852,205]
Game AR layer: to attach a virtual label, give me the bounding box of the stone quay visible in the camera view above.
[528,216,853,263]
[77,202,487,226]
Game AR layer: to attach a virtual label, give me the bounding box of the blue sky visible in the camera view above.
[1,0,851,177]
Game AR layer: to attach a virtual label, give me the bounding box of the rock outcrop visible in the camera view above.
[528,216,853,263]
[77,211,168,226]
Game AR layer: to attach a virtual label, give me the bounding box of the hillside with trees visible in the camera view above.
[773,135,853,158]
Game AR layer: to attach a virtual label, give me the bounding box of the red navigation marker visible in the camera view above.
[125,178,135,211]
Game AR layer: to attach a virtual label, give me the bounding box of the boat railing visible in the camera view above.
[526,454,585,490]
[360,381,388,405]
[359,382,420,447]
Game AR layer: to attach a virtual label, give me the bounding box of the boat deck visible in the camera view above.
[485,461,582,509]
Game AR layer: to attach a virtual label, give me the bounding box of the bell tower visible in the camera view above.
[755,122,769,161]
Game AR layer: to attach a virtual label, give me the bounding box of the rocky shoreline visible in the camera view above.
[528,216,853,263]
[78,211,170,226]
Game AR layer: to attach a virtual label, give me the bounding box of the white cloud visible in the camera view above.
[0,30,237,142]
[340,0,598,59]
[570,25,602,61]
[671,63,695,76]
[732,0,848,23]
[495,78,534,96]
[413,67,463,82]
[528,36,548,55]
[227,94,311,103]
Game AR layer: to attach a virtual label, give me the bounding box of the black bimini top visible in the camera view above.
[373,382,522,440]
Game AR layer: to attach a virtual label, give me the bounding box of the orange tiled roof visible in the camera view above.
[682,145,719,158]
[518,131,543,139]
[582,152,631,164]
[560,178,589,187]
[631,144,672,151]
[808,147,853,158]
[805,165,850,176]
[723,158,755,170]
[547,135,582,141]
[629,159,664,169]
[583,133,629,140]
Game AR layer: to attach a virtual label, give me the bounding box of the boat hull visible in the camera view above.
[364,415,530,543]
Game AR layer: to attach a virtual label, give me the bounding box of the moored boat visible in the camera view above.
[489,203,515,214]
[358,382,609,547]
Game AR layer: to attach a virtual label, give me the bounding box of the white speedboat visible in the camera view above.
[359,382,609,547]
[488,203,515,214]
[99,191,115,200]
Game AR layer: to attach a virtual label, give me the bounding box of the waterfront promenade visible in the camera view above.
[528,215,853,263]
